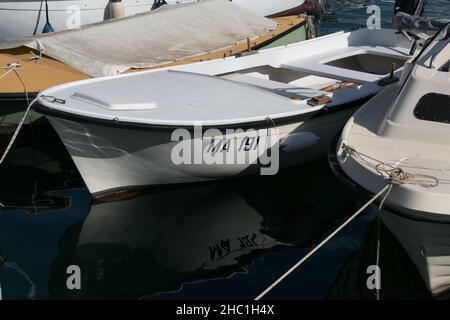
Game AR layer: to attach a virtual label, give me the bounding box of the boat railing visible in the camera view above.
[429,25,450,69]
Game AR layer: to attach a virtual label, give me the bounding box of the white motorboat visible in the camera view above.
[331,23,450,221]
[34,27,415,199]
[0,0,155,39]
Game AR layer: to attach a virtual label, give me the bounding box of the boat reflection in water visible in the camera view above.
[381,211,450,297]
[328,208,450,299]
[48,159,358,299]
[0,118,84,212]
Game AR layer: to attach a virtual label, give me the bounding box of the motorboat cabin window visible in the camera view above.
[440,60,450,72]
[324,54,407,75]
[414,93,450,124]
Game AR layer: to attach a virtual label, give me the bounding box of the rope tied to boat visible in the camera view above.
[255,142,440,300]
[0,62,34,166]
[255,183,391,300]
[0,255,36,300]
[342,143,439,188]
[342,143,439,210]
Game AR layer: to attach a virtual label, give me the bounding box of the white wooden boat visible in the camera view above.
[2,0,304,129]
[34,27,415,198]
[331,24,450,221]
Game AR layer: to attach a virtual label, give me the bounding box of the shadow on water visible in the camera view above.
[3,0,450,296]
[0,123,448,299]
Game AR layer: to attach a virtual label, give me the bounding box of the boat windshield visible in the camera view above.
[413,22,450,63]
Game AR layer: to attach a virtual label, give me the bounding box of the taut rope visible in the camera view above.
[255,143,439,300]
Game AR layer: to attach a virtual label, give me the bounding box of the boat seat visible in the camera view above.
[222,73,331,100]
[281,46,407,84]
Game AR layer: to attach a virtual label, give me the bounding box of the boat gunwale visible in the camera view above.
[32,95,371,132]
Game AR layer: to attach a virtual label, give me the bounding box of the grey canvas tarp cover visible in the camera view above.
[0,0,277,77]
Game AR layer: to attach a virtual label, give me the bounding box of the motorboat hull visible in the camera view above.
[329,133,450,223]
[42,101,361,199]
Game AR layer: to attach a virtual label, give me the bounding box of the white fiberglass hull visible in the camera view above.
[164,0,307,17]
[0,0,153,39]
[47,106,357,198]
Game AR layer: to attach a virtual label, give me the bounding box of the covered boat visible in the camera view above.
[330,23,450,221]
[0,0,307,128]
[0,0,311,39]
[33,27,414,198]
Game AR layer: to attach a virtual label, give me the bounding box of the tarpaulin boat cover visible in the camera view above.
[0,0,277,77]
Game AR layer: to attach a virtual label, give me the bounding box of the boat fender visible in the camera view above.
[42,0,55,34]
[152,0,168,10]
[280,132,320,153]
[111,0,125,19]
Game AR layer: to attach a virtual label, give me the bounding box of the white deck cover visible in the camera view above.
[0,0,277,77]
[38,70,319,126]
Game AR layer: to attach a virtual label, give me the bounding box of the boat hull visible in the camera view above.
[381,209,450,296]
[328,133,450,223]
[46,105,358,199]
[0,19,308,129]
[0,0,153,39]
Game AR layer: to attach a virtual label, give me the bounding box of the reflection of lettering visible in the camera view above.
[220,239,230,254]
[237,233,258,248]
[209,239,231,260]
[209,234,260,260]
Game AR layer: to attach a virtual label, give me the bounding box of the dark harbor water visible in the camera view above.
[1,0,450,300]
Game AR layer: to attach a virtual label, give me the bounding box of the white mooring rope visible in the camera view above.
[0,256,36,300]
[255,143,440,300]
[0,64,35,166]
[255,184,390,300]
